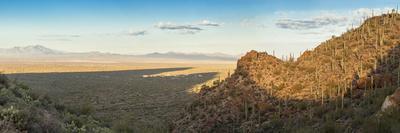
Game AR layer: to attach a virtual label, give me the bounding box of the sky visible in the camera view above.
[0,0,399,57]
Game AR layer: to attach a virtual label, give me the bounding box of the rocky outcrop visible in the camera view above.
[381,88,400,111]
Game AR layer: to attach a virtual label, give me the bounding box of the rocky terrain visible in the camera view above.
[174,12,400,132]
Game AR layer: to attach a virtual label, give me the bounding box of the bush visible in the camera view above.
[0,74,9,89]
[362,107,400,133]
[321,120,338,133]
[112,119,134,133]
[68,103,94,116]
[0,78,110,132]
[79,103,94,116]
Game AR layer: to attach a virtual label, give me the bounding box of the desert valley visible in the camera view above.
[0,45,235,132]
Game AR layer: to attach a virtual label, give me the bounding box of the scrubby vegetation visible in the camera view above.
[0,74,111,133]
[6,67,224,132]
[174,11,400,132]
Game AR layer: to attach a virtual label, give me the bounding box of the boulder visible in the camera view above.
[381,88,400,111]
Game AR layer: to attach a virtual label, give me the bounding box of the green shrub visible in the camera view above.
[361,107,400,133]
[0,74,9,89]
[0,75,110,132]
[68,103,94,116]
[112,119,134,133]
[321,120,337,133]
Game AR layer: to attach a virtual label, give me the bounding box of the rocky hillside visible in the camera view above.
[0,74,111,133]
[174,12,400,132]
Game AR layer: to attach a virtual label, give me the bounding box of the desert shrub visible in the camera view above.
[362,107,400,133]
[0,106,24,128]
[79,103,94,116]
[54,102,66,112]
[65,120,88,133]
[294,102,308,111]
[213,80,221,86]
[361,117,386,133]
[313,106,327,118]
[68,103,94,116]
[295,126,314,133]
[321,120,340,133]
[35,93,53,108]
[15,83,29,90]
[0,74,9,89]
[11,88,23,98]
[63,111,111,133]
[0,75,109,132]
[135,120,171,133]
[352,113,364,128]
[27,90,41,100]
[0,96,8,106]
[0,89,17,106]
[112,119,134,133]
[259,115,284,132]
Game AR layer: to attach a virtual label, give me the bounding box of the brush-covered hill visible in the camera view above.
[0,74,111,133]
[173,12,400,132]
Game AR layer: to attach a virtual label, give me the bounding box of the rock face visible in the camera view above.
[381,88,400,111]
[174,13,400,132]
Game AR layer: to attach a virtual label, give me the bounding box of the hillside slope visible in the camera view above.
[0,74,110,133]
[174,12,400,132]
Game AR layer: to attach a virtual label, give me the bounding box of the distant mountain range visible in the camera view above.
[0,45,64,55]
[0,45,237,61]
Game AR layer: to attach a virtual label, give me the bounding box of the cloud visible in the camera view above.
[155,20,222,35]
[199,20,221,27]
[37,38,73,42]
[276,14,347,30]
[275,7,393,30]
[38,34,81,41]
[155,22,203,34]
[156,22,203,30]
[127,30,147,36]
[40,34,81,38]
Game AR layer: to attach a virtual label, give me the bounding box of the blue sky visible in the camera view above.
[0,0,398,57]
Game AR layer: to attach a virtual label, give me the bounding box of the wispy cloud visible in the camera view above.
[275,7,393,31]
[156,22,203,30]
[37,38,74,42]
[154,20,222,35]
[38,34,81,41]
[155,22,203,34]
[276,14,347,30]
[199,20,221,27]
[40,34,81,38]
[127,30,147,36]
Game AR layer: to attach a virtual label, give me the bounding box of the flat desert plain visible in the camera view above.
[1,60,235,130]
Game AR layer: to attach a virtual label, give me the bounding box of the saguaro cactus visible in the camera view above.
[398,70,400,87]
